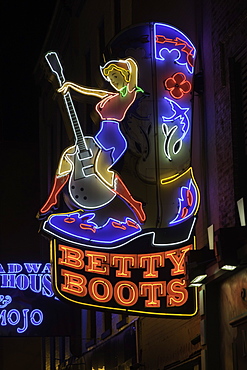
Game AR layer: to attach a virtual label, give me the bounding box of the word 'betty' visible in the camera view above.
[59,245,192,277]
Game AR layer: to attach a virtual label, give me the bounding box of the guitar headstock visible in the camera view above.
[44,51,65,87]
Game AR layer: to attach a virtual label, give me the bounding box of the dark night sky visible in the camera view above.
[0,6,79,366]
[1,2,57,260]
[2,1,57,142]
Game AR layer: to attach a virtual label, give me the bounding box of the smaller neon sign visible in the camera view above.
[0,263,52,335]
[0,262,77,336]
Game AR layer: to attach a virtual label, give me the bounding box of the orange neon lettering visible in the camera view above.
[181,207,189,218]
[167,278,188,307]
[79,223,96,233]
[139,281,166,308]
[58,244,84,269]
[138,253,165,278]
[110,254,137,278]
[155,35,194,68]
[64,217,76,223]
[165,245,192,275]
[126,219,139,229]
[85,251,110,275]
[187,189,193,207]
[114,281,138,306]
[88,277,113,303]
[61,269,87,297]
[111,221,126,230]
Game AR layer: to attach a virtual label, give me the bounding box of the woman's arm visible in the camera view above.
[57,82,110,98]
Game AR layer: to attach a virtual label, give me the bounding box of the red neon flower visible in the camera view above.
[164,72,191,99]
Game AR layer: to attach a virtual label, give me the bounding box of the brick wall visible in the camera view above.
[210,0,247,227]
[139,315,201,369]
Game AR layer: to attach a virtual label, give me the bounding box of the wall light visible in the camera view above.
[220,265,237,271]
[185,247,215,287]
[188,274,207,287]
[237,198,246,227]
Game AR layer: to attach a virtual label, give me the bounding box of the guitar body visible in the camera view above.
[66,136,116,209]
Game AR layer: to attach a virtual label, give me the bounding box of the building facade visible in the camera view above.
[34,1,247,369]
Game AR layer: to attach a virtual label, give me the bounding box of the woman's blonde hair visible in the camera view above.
[101,61,131,82]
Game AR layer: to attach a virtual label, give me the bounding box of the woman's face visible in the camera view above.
[108,69,126,90]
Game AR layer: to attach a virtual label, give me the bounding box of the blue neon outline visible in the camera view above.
[154,23,196,74]
[43,217,196,250]
[161,98,190,159]
[17,309,29,334]
[30,309,43,326]
[169,180,198,225]
[24,263,42,273]
[94,120,128,166]
[162,98,190,136]
[157,47,194,74]
[28,274,43,294]
[44,211,142,245]
[0,263,54,298]
[0,295,12,309]
[7,309,20,325]
[15,274,30,291]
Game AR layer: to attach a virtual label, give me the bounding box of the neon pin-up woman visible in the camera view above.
[39,53,146,225]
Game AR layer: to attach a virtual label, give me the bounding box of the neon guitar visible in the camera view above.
[45,51,115,209]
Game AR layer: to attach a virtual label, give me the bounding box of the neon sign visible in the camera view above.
[154,23,195,73]
[52,241,197,316]
[44,211,141,245]
[161,98,190,160]
[38,22,200,316]
[0,263,50,335]
[0,262,77,335]
[0,308,43,334]
[0,263,52,294]
[164,72,192,99]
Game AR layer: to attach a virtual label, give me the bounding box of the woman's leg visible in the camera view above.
[39,174,70,214]
[39,146,75,214]
[95,121,145,222]
[114,174,146,223]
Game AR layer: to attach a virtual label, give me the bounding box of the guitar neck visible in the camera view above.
[45,51,88,154]
[63,92,88,152]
